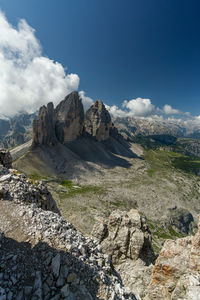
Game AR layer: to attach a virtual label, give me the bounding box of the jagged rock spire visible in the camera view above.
[32,91,84,146]
[32,92,119,146]
[84,100,112,141]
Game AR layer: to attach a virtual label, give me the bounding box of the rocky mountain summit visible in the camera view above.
[32,91,119,146]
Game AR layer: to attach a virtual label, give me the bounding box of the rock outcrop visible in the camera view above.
[0,149,12,169]
[84,100,112,141]
[0,165,59,214]
[92,209,155,264]
[0,149,58,213]
[92,210,156,298]
[145,216,200,300]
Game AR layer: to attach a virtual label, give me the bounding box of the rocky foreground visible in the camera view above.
[0,153,136,300]
[0,150,200,299]
[93,211,200,300]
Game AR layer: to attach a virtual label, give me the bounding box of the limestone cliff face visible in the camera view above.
[54,91,84,143]
[84,100,112,141]
[32,92,84,146]
[32,102,56,146]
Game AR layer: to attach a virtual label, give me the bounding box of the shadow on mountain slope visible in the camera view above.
[66,137,138,168]
[14,137,140,179]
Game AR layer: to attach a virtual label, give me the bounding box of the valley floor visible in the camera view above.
[13,141,200,252]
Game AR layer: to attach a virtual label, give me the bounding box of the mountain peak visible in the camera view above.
[32,92,119,145]
[84,100,112,141]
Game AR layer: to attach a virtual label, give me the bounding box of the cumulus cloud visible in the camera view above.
[79,91,93,111]
[107,97,185,123]
[122,97,155,117]
[0,11,79,116]
[107,97,155,118]
[106,104,127,118]
[163,104,180,115]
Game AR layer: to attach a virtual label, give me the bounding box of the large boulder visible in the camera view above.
[55,91,84,143]
[92,209,155,265]
[84,100,112,141]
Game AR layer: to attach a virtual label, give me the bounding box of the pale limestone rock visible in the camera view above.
[92,209,156,298]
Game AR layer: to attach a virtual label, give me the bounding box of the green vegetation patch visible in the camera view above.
[133,134,177,150]
[147,219,186,254]
[30,174,47,181]
[59,179,104,198]
[144,149,200,176]
[172,156,200,175]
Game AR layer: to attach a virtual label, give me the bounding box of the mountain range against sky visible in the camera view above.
[0,1,200,125]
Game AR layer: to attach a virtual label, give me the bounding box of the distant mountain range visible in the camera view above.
[2,103,200,150]
[0,112,36,148]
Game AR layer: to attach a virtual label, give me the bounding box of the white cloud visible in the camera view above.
[107,97,155,118]
[163,104,180,115]
[106,104,127,118]
[0,11,80,116]
[122,97,155,116]
[79,91,93,111]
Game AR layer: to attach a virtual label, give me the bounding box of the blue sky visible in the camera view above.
[0,0,200,117]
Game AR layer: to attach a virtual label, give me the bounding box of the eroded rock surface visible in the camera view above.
[92,210,156,298]
[32,91,84,146]
[144,216,200,300]
[33,102,56,146]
